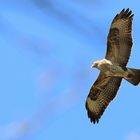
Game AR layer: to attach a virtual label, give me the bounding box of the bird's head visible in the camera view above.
[91,61,100,68]
[91,59,112,70]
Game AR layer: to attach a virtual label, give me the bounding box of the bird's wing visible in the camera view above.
[106,8,133,66]
[85,73,122,123]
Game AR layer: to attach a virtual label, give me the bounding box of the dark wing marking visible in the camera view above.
[106,8,133,66]
[85,73,122,124]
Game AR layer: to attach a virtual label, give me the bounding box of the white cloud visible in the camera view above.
[125,131,140,140]
[0,120,34,140]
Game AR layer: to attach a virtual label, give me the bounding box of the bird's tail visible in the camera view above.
[124,68,140,86]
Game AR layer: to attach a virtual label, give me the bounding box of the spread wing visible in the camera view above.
[106,8,134,66]
[85,73,122,123]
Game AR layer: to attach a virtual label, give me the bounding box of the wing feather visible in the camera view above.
[85,73,122,123]
[106,8,133,66]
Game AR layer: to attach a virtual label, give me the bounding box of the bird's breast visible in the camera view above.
[99,64,125,77]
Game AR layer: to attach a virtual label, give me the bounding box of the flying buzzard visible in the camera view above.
[85,8,140,124]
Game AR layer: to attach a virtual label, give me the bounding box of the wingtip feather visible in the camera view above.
[118,8,134,19]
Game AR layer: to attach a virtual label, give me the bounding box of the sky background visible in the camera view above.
[0,0,140,140]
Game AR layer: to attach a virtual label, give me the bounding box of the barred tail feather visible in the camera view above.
[124,68,140,86]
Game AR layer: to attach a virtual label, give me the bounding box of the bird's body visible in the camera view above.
[85,8,140,124]
[92,58,137,79]
[92,59,125,77]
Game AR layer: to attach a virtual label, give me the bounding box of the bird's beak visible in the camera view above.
[91,62,96,68]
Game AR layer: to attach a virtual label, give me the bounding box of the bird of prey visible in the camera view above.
[85,8,140,124]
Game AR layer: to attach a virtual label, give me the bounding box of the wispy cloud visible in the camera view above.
[0,120,36,140]
[125,131,140,140]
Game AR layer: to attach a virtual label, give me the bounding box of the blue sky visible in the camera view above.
[0,0,140,140]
